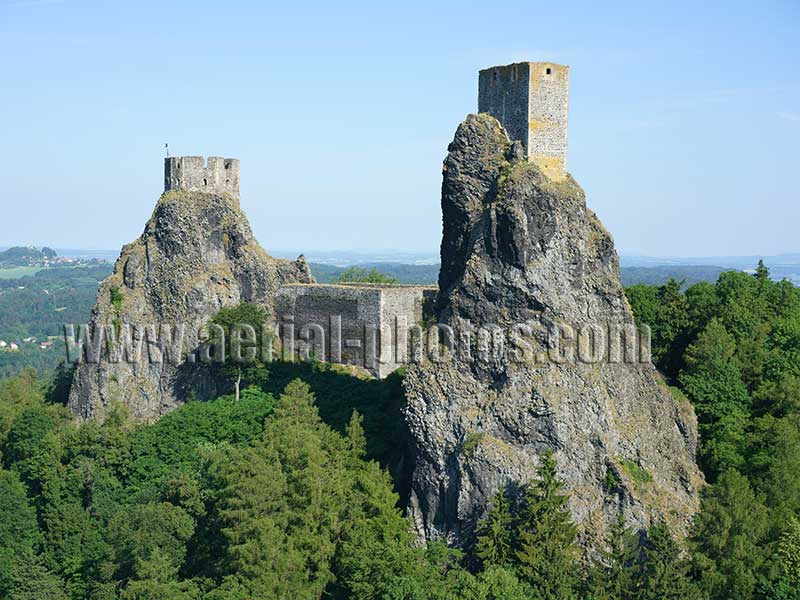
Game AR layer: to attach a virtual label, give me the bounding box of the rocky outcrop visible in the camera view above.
[68,190,312,422]
[402,114,702,549]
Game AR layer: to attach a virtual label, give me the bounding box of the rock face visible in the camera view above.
[402,114,703,549]
[68,190,312,422]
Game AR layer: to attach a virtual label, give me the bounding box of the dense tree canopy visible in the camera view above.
[0,264,798,598]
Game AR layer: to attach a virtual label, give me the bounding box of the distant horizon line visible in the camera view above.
[2,245,800,265]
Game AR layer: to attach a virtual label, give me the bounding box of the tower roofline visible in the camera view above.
[478,61,568,74]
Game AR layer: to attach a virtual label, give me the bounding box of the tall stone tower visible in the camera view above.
[164,156,240,197]
[478,62,569,180]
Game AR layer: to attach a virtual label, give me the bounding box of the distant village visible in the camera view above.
[0,336,57,353]
[0,246,111,359]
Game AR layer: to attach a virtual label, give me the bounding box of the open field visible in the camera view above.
[0,266,44,279]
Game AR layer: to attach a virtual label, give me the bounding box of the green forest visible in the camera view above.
[0,265,112,378]
[1,263,800,598]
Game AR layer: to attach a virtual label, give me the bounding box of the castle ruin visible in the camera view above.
[276,284,435,378]
[478,62,569,180]
[160,61,570,378]
[164,156,240,197]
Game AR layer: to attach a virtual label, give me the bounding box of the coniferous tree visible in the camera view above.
[588,514,639,600]
[636,523,699,600]
[346,410,367,460]
[514,449,579,599]
[475,488,514,568]
[6,549,67,600]
[692,469,770,600]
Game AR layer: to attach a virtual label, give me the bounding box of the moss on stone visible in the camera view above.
[463,431,485,455]
[618,457,653,484]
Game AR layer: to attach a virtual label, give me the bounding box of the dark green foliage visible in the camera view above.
[107,502,195,583]
[474,451,581,599]
[5,550,67,600]
[254,360,409,467]
[588,514,639,599]
[626,266,800,598]
[692,469,771,599]
[635,523,698,599]
[0,469,44,595]
[680,319,751,477]
[475,489,514,568]
[514,450,579,598]
[0,368,489,599]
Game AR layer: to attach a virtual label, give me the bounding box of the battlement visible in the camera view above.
[478,62,569,180]
[164,156,240,196]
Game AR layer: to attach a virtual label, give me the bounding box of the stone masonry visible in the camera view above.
[164,156,240,197]
[275,283,435,378]
[478,62,569,180]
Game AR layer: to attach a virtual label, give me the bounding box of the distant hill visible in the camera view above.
[620,265,727,287]
[310,262,733,288]
[0,246,56,267]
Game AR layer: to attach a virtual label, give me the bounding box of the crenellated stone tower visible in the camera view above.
[478,62,569,180]
[164,156,240,197]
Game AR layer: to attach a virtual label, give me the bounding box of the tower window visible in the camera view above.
[493,70,498,82]
[203,178,207,186]
[546,67,552,75]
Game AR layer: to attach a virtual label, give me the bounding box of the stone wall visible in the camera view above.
[164,156,240,197]
[478,63,532,151]
[478,62,569,180]
[275,283,435,378]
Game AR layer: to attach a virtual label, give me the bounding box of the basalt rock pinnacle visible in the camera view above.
[402,113,703,549]
[68,190,312,422]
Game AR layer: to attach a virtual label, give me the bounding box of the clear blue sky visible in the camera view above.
[1,0,798,257]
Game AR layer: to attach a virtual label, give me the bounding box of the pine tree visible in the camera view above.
[475,488,514,568]
[589,514,639,600]
[346,410,367,460]
[514,449,579,599]
[637,523,698,600]
[692,469,770,600]
[6,549,67,600]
